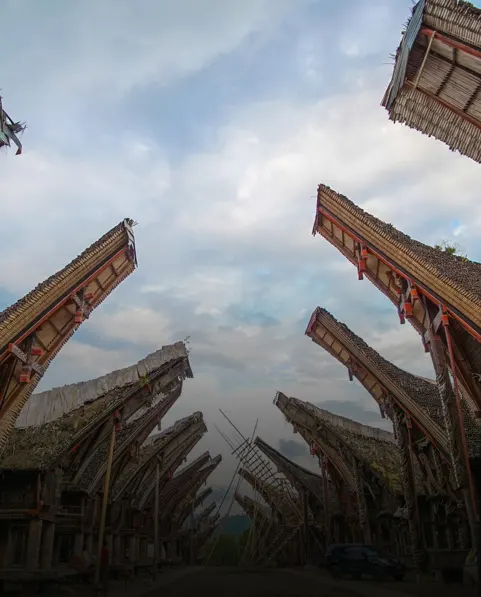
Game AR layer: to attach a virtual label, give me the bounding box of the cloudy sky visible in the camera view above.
[2,0,481,495]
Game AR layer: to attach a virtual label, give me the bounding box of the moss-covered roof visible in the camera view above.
[1,348,192,472]
[276,394,403,494]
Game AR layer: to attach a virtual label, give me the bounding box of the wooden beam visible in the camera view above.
[406,81,481,132]
[420,28,481,62]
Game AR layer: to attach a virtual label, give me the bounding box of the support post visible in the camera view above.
[26,520,43,570]
[153,460,160,579]
[94,420,117,587]
[320,456,330,548]
[302,489,309,564]
[40,522,55,570]
[428,330,477,543]
[189,502,194,564]
[73,532,83,559]
[391,406,424,572]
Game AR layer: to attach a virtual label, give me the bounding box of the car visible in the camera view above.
[326,543,406,581]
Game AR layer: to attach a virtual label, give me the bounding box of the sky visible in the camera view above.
[2,0,481,502]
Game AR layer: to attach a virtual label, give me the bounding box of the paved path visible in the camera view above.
[140,567,416,597]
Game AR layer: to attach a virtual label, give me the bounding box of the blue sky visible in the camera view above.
[2,0,481,486]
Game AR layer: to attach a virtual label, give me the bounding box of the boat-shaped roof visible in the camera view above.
[275,392,401,494]
[313,183,481,412]
[0,219,137,452]
[1,344,191,472]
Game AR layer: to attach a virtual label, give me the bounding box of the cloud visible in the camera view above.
[3,0,481,488]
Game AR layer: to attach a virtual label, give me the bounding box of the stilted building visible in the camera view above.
[305,307,478,569]
[0,344,193,583]
[383,0,481,163]
[274,393,410,553]
[312,183,481,530]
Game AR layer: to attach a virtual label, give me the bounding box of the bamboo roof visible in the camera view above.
[235,492,273,523]
[194,487,213,509]
[75,384,184,494]
[238,468,300,524]
[0,219,137,454]
[135,441,207,511]
[254,437,324,504]
[275,393,402,494]
[159,455,222,519]
[383,0,481,163]
[0,344,192,472]
[306,307,481,460]
[313,183,481,413]
[112,412,206,501]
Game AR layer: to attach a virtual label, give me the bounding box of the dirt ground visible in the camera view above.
[46,566,468,597]
[138,566,463,597]
[141,567,363,597]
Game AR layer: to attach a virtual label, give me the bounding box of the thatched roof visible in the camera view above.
[235,492,272,523]
[307,307,481,460]
[17,342,190,428]
[136,443,208,511]
[112,412,206,501]
[383,0,481,164]
[0,219,137,456]
[238,467,301,524]
[1,344,192,472]
[159,455,222,518]
[315,184,481,331]
[254,437,324,503]
[275,393,402,494]
[307,309,444,437]
[74,384,184,494]
[313,184,481,415]
[0,219,136,354]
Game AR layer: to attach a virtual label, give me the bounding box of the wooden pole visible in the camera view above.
[153,460,160,579]
[321,456,330,549]
[189,501,194,564]
[94,421,117,588]
[302,490,309,564]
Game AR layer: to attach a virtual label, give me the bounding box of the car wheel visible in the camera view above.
[392,573,404,582]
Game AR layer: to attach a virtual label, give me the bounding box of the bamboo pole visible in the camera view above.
[94,421,117,588]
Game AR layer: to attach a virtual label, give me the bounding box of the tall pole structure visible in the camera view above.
[302,489,309,564]
[94,418,117,589]
[153,459,160,579]
[189,501,195,564]
[320,455,330,549]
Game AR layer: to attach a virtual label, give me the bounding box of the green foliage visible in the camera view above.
[434,240,467,260]
[139,374,150,387]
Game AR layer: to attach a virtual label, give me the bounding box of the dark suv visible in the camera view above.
[326,544,406,581]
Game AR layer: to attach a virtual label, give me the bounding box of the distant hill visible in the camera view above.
[214,514,250,536]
